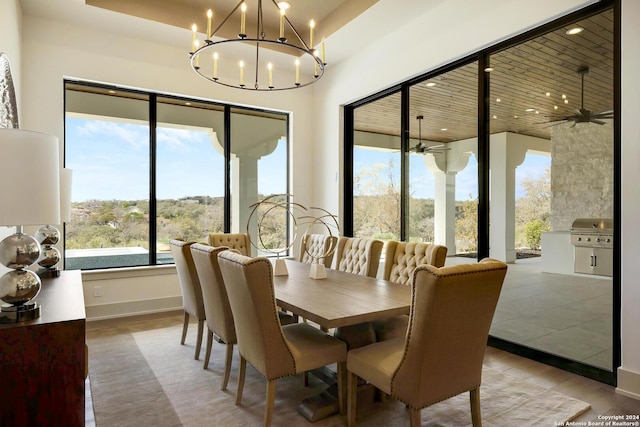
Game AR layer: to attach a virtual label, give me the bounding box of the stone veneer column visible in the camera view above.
[550,122,613,230]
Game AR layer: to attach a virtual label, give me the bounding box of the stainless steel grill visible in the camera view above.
[570,218,613,277]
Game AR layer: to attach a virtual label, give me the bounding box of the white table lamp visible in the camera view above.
[0,128,60,322]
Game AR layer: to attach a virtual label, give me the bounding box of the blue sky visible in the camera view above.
[66,117,286,202]
[66,117,548,203]
[354,147,550,200]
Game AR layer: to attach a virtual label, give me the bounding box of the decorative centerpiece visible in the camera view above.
[299,208,339,279]
[247,194,339,279]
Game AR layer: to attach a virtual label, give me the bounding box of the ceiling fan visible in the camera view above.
[411,115,450,153]
[538,66,613,128]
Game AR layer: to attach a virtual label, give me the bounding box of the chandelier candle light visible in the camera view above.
[189,0,326,91]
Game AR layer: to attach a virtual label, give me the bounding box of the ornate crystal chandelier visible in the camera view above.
[189,0,326,91]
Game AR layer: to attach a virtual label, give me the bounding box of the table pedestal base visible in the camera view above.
[297,382,376,422]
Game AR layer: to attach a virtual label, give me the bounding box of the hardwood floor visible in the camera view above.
[85,311,640,425]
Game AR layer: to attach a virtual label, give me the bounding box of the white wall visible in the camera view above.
[0,0,23,251]
[311,0,640,397]
[619,0,640,400]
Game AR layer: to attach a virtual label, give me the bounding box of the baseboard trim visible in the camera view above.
[616,367,640,400]
[86,296,183,321]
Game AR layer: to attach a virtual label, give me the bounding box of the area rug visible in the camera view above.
[87,319,590,426]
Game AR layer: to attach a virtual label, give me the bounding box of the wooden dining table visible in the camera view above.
[273,259,411,329]
[272,259,411,422]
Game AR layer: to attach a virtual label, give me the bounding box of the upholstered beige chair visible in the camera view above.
[207,233,252,256]
[217,251,348,426]
[333,237,383,351]
[334,237,383,278]
[372,241,448,341]
[169,239,206,360]
[189,243,237,390]
[382,241,448,285]
[346,258,508,427]
[299,233,338,268]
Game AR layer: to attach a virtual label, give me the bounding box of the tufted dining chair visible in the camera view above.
[207,233,252,256]
[334,237,384,278]
[189,243,237,390]
[299,233,338,268]
[382,241,448,285]
[372,241,448,341]
[346,258,508,427]
[217,251,348,426]
[169,239,206,360]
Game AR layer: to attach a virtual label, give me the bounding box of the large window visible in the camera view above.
[345,3,617,384]
[64,82,289,270]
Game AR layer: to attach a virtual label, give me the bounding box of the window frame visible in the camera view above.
[63,80,291,270]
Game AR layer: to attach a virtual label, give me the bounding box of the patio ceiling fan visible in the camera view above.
[538,66,613,128]
[411,115,450,153]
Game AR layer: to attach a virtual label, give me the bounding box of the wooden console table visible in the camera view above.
[0,270,86,426]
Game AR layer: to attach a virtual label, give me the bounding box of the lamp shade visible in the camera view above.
[59,168,73,223]
[0,129,60,226]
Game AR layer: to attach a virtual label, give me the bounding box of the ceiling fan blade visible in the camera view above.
[594,108,614,115]
[592,112,614,119]
[591,119,607,125]
[534,117,571,125]
[542,120,570,128]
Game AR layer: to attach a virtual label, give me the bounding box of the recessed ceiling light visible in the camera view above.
[108,90,116,94]
[440,128,448,131]
[562,94,567,99]
[566,27,584,35]
[525,108,535,112]
[535,110,539,114]
[554,105,559,110]
[564,99,569,104]
[185,102,192,106]
[484,67,494,72]
[492,115,498,119]
[545,92,551,97]
[496,98,501,103]
[513,115,519,119]
[425,82,436,87]
[278,2,291,10]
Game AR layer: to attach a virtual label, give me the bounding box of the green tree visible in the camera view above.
[354,159,400,240]
[515,167,550,249]
[455,196,478,253]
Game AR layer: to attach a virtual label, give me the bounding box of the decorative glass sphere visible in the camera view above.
[0,269,41,305]
[38,245,61,268]
[35,225,60,245]
[0,233,41,269]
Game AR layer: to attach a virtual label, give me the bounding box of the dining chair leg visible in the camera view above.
[203,330,214,369]
[221,343,234,391]
[181,311,189,345]
[470,387,482,427]
[337,362,347,416]
[347,371,358,426]
[264,379,276,427]
[236,356,247,405]
[194,319,205,360]
[408,408,421,427]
